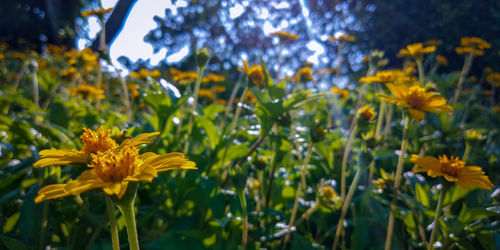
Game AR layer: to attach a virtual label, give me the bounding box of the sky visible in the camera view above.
[83,0,327,72]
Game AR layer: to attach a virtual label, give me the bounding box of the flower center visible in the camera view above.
[90,146,141,183]
[438,155,464,177]
[405,86,426,109]
[81,127,118,155]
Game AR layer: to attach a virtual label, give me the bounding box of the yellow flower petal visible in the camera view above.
[34,149,88,168]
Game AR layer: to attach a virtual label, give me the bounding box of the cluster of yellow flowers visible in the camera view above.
[34,127,196,203]
[129,68,161,79]
[360,69,416,84]
[455,37,491,56]
[201,73,226,83]
[170,68,198,85]
[68,83,105,100]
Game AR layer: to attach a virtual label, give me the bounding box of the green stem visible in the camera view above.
[117,200,139,250]
[333,161,363,250]
[416,58,425,85]
[427,187,446,250]
[237,189,248,250]
[105,195,120,250]
[340,125,358,201]
[283,142,314,247]
[384,114,411,250]
[462,142,471,163]
[375,99,386,139]
[183,59,210,154]
[451,51,474,105]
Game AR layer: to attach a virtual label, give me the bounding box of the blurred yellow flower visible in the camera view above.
[411,154,493,190]
[170,68,198,85]
[81,8,113,17]
[316,68,337,75]
[330,86,349,100]
[217,99,227,106]
[359,69,415,84]
[358,105,376,121]
[424,40,442,46]
[240,60,266,87]
[398,43,436,58]
[35,145,196,203]
[128,83,140,98]
[201,73,226,83]
[492,106,500,112]
[34,127,159,168]
[270,31,299,41]
[469,76,477,83]
[377,84,452,120]
[461,37,491,50]
[319,186,337,203]
[464,129,485,141]
[130,68,160,79]
[213,86,226,93]
[486,72,500,87]
[435,55,448,66]
[329,34,356,42]
[198,88,215,100]
[244,91,258,103]
[294,66,314,82]
[455,46,484,56]
[69,84,105,100]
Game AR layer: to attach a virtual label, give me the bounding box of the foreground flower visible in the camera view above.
[377,84,452,120]
[411,154,493,190]
[34,127,159,168]
[35,145,196,203]
[240,60,265,87]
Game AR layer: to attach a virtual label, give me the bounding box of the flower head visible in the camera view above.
[398,43,436,58]
[130,68,161,79]
[201,73,226,83]
[358,105,376,121]
[330,87,349,100]
[240,60,266,87]
[464,129,485,141]
[169,68,198,85]
[435,55,448,66]
[359,69,416,84]
[411,155,493,190]
[486,72,500,87]
[34,127,159,168]
[293,66,314,82]
[69,84,105,100]
[270,31,299,41]
[35,146,196,203]
[377,84,452,120]
[81,8,113,17]
[329,34,356,43]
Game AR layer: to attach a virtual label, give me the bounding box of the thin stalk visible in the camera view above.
[237,189,248,250]
[282,143,314,247]
[116,69,132,122]
[375,99,386,139]
[183,59,210,154]
[219,75,242,130]
[39,200,49,250]
[384,114,411,250]
[5,60,28,115]
[384,104,394,141]
[117,200,140,250]
[105,195,120,250]
[451,51,474,105]
[332,158,363,250]
[95,62,103,111]
[427,187,446,250]
[295,198,319,226]
[416,58,425,85]
[462,142,471,163]
[340,125,358,201]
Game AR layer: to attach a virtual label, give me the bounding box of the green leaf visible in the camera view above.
[2,212,20,233]
[458,204,497,225]
[0,234,32,250]
[195,116,219,149]
[415,183,430,208]
[281,186,295,199]
[443,185,470,206]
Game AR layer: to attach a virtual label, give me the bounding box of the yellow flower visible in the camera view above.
[492,106,500,112]
[411,155,493,190]
[130,68,160,79]
[358,105,376,121]
[316,68,337,75]
[198,88,214,100]
[169,68,198,85]
[240,60,266,87]
[469,76,477,83]
[330,87,349,100]
[359,69,415,84]
[270,31,299,41]
[213,86,226,93]
[397,43,436,58]
[68,84,105,100]
[34,127,159,168]
[35,145,196,203]
[424,40,442,46]
[329,34,356,42]
[293,66,314,82]
[460,37,491,50]
[244,91,258,103]
[319,186,337,203]
[217,99,227,106]
[435,55,448,66]
[377,84,452,120]
[81,8,113,17]
[486,72,500,87]
[128,83,140,98]
[455,47,484,56]
[201,73,226,83]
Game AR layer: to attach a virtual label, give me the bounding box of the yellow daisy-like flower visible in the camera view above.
[34,127,159,168]
[270,31,299,41]
[35,145,196,203]
[358,105,376,121]
[128,83,140,99]
[435,55,448,66]
[68,84,105,100]
[329,34,356,42]
[240,60,266,87]
[486,72,500,87]
[411,154,493,190]
[198,88,215,100]
[201,73,226,83]
[460,37,491,50]
[330,86,349,100]
[377,84,453,120]
[360,69,416,84]
[293,66,314,82]
[397,43,436,58]
[81,8,113,17]
[455,47,484,56]
[169,68,198,85]
[130,68,160,79]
